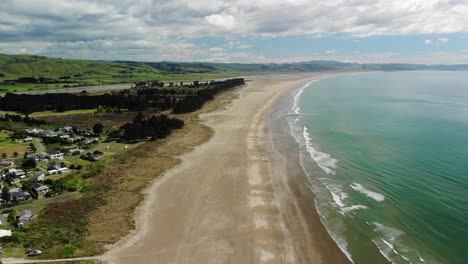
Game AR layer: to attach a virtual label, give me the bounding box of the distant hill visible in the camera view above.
[1,53,468,82]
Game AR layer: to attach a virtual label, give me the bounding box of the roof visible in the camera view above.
[20,210,33,218]
[35,185,49,191]
[0,160,14,164]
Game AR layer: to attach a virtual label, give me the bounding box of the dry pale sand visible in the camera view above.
[101,77,350,264]
[2,77,350,264]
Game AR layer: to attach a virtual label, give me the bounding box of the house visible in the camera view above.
[46,151,64,160]
[60,126,73,132]
[0,160,14,167]
[23,137,33,142]
[27,154,44,162]
[25,128,43,134]
[64,147,80,153]
[18,210,36,227]
[34,184,49,195]
[8,169,25,177]
[10,178,20,185]
[60,135,70,139]
[40,130,57,137]
[67,137,82,143]
[92,153,105,160]
[76,128,88,134]
[83,137,99,145]
[48,169,59,175]
[10,191,32,202]
[58,167,69,174]
[30,172,45,182]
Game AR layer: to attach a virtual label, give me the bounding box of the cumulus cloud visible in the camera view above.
[205,12,236,30]
[425,40,433,45]
[325,50,336,54]
[0,0,467,61]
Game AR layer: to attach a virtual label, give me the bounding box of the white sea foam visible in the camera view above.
[340,204,368,214]
[350,183,385,202]
[286,77,356,264]
[303,127,338,175]
[372,223,426,264]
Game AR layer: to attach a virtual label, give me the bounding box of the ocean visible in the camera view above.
[280,71,468,264]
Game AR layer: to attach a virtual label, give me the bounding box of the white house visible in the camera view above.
[30,172,45,182]
[60,126,73,132]
[18,210,36,227]
[46,151,64,160]
[48,169,59,175]
[58,167,69,174]
[34,184,50,195]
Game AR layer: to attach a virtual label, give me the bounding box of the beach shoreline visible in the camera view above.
[2,75,349,264]
[263,82,352,264]
[101,75,350,264]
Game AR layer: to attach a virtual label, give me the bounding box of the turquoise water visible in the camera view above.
[289,72,468,264]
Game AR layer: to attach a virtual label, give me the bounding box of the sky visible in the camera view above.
[1,0,468,64]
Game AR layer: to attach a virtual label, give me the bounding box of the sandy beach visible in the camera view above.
[94,76,350,264]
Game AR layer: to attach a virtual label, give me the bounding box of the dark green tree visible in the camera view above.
[29,143,37,152]
[21,158,37,169]
[1,187,10,203]
[93,123,104,135]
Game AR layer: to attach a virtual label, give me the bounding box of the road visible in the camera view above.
[32,138,45,153]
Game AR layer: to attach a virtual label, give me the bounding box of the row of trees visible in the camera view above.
[109,113,184,142]
[0,91,174,114]
[0,113,46,125]
[0,78,245,114]
[173,78,245,113]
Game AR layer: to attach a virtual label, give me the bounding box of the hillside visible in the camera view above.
[1,53,468,93]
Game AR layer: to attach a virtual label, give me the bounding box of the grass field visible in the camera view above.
[0,54,252,93]
[0,130,33,157]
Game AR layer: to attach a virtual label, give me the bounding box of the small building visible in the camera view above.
[46,151,64,160]
[58,167,69,174]
[30,172,45,182]
[41,130,57,137]
[25,128,43,134]
[27,154,44,162]
[10,191,32,202]
[64,147,80,154]
[9,169,25,177]
[92,153,105,160]
[34,184,50,195]
[83,137,99,145]
[23,137,33,142]
[60,126,73,132]
[0,160,14,167]
[48,169,59,175]
[10,178,20,185]
[18,210,36,227]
